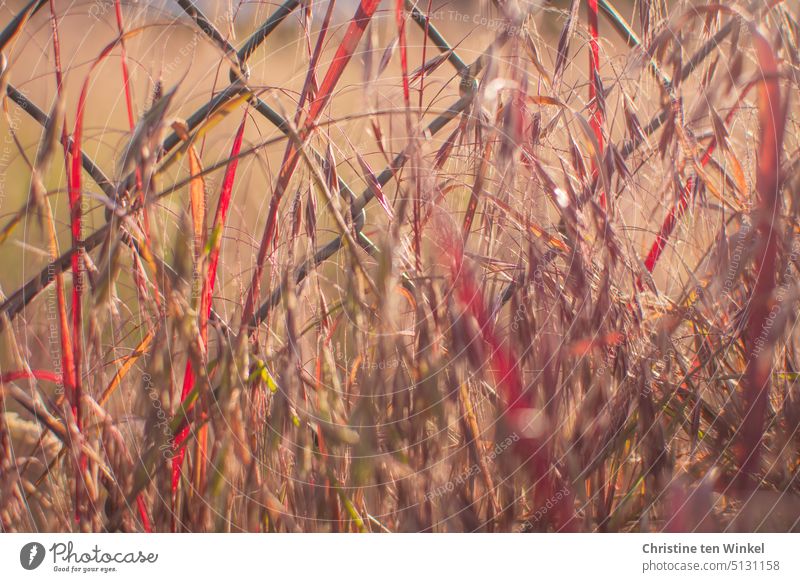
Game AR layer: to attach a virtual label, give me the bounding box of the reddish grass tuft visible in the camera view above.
[172,113,248,500]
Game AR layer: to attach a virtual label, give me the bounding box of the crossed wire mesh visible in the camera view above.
[0,0,485,332]
[0,0,741,331]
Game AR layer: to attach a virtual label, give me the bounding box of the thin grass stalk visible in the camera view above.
[46,0,86,526]
[295,0,336,125]
[68,53,87,531]
[113,0,150,249]
[417,0,435,109]
[0,370,62,384]
[587,0,606,209]
[172,114,248,509]
[114,1,135,132]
